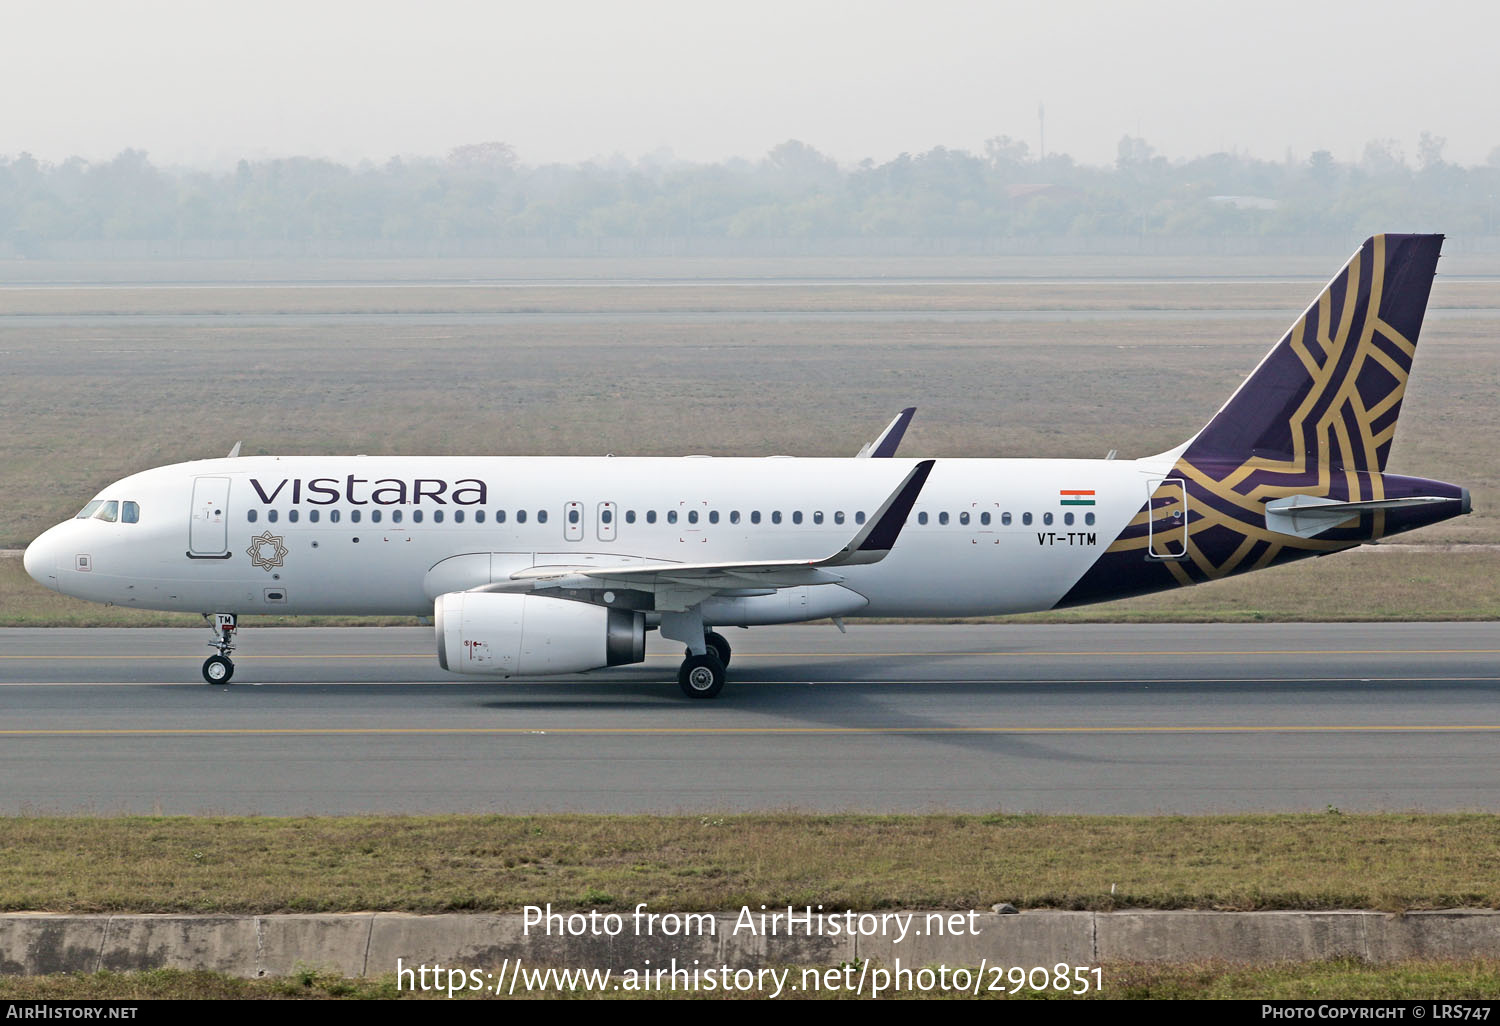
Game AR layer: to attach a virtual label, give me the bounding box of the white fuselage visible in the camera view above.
[25,454,1172,620]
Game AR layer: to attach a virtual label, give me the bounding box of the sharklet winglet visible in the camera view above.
[821,459,935,566]
[858,407,917,458]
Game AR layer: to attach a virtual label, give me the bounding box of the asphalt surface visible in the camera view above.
[1,623,1497,815]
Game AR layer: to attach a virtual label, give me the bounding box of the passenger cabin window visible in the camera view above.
[289,509,299,523]
[330,510,341,523]
[122,501,140,524]
[980,512,990,526]
[918,512,928,525]
[536,510,547,524]
[959,512,970,525]
[1002,512,1012,525]
[855,511,866,525]
[392,510,403,524]
[454,510,464,523]
[495,510,505,523]
[834,511,845,525]
[267,509,278,523]
[1022,512,1032,525]
[772,511,782,524]
[750,511,761,524]
[792,511,803,525]
[730,510,740,524]
[646,510,657,524]
[568,508,580,524]
[688,510,699,524]
[309,509,320,523]
[813,511,823,525]
[939,512,949,525]
[475,511,485,524]
[667,511,677,524]
[709,510,719,524]
[1064,512,1074,525]
[370,510,381,524]
[349,510,360,523]
[517,510,527,523]
[1043,512,1053,525]
[1085,512,1096,525]
[625,510,636,524]
[434,510,445,524]
[601,509,612,524]
[248,509,258,523]
[413,510,423,523]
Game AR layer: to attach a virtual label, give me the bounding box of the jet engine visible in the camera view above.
[435,592,645,676]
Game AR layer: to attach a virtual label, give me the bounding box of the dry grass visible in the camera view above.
[1098,959,1500,1000]
[2,813,1498,915]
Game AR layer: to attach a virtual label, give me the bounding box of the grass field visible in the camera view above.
[3,814,1497,914]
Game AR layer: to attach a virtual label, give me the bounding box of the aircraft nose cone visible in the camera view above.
[23,530,59,591]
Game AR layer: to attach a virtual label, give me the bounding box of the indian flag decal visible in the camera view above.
[1060,489,1096,506]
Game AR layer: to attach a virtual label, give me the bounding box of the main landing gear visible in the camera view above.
[684,631,731,668]
[202,613,236,684]
[678,651,726,699]
[678,630,731,699]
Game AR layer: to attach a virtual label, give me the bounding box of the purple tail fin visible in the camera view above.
[1183,233,1442,473]
[1056,233,1465,609]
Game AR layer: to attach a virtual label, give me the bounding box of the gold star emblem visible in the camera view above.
[247,531,289,571]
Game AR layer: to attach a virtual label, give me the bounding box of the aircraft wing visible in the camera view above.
[506,460,934,602]
[855,407,916,457]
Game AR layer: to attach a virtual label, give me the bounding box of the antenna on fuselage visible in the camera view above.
[227,441,242,458]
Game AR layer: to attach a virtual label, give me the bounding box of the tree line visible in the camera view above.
[3,135,1498,253]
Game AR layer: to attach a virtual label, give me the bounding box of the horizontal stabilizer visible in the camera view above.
[1264,493,1452,539]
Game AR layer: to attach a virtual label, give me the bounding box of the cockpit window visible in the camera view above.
[122,501,140,524]
[94,501,119,523]
[76,500,104,519]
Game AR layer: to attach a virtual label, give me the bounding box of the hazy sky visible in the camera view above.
[4,0,1497,169]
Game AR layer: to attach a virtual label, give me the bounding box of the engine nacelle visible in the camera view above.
[435,592,645,676]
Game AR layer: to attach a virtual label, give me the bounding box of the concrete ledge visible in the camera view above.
[1,911,1498,977]
[99,915,258,975]
[0,915,111,975]
[857,910,1095,967]
[1095,911,1369,963]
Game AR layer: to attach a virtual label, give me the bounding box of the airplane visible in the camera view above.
[23,234,1471,698]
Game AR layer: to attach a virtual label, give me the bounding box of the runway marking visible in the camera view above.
[3,676,1500,687]
[4,649,1500,661]
[3,725,1500,737]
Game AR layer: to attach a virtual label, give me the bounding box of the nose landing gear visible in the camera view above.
[202,613,237,684]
